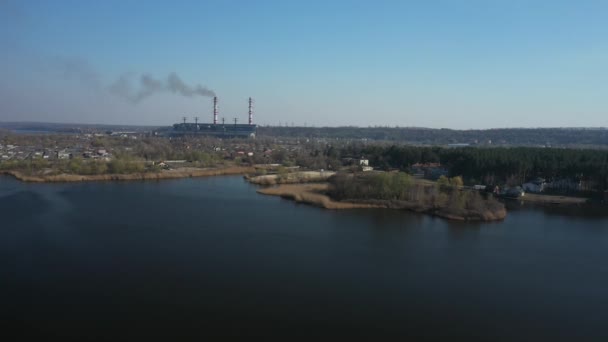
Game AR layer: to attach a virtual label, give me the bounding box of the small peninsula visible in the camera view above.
[253,172,507,222]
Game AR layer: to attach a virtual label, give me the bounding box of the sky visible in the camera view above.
[0,0,607,129]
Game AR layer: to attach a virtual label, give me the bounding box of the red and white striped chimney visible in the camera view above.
[248,97,253,125]
[213,97,218,125]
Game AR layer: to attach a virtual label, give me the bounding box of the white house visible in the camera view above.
[57,151,71,159]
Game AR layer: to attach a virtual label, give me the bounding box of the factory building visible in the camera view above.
[170,97,257,138]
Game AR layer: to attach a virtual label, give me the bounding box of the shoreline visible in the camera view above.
[257,183,507,222]
[500,193,589,205]
[257,184,383,209]
[0,166,256,183]
[246,171,335,185]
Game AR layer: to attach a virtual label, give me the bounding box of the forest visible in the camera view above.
[258,126,608,147]
[342,145,608,192]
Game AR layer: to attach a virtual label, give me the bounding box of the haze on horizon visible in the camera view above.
[1,0,607,129]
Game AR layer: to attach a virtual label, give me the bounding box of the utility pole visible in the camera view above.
[182,116,187,125]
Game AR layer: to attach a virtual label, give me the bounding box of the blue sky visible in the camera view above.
[1,0,607,128]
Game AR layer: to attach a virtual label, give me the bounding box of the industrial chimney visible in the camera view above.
[248,97,253,125]
[213,97,218,125]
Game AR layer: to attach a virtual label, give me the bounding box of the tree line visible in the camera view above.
[345,145,608,192]
[328,172,504,217]
[258,126,608,147]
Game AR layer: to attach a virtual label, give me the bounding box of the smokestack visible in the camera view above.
[248,97,253,125]
[213,97,218,125]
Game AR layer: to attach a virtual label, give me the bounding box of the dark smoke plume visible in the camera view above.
[49,56,215,103]
[109,72,215,103]
[167,72,215,98]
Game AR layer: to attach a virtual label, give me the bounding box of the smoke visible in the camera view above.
[50,57,102,90]
[108,72,216,103]
[167,72,215,98]
[48,57,215,103]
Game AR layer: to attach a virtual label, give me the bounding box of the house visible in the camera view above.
[523,182,543,193]
[409,163,447,180]
[57,151,71,159]
[156,162,169,169]
[359,158,369,166]
[522,178,546,193]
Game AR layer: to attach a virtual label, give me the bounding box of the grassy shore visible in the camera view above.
[257,184,382,209]
[246,171,336,185]
[0,166,255,183]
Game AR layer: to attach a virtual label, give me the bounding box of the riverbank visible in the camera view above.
[506,193,589,205]
[0,166,256,183]
[246,171,335,185]
[257,184,382,209]
[257,183,507,221]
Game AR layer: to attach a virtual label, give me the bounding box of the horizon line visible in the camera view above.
[0,120,607,131]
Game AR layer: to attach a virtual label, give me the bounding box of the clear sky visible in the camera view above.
[1,0,607,128]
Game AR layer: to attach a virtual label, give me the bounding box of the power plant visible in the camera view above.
[170,97,257,138]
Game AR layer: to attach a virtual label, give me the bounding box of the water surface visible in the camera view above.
[1,175,607,339]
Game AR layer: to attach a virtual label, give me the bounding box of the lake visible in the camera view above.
[1,175,608,340]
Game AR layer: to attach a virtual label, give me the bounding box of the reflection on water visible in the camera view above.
[1,175,608,340]
[505,199,608,219]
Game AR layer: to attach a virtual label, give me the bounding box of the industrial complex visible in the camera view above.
[169,97,257,138]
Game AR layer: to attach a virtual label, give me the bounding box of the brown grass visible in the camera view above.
[518,193,588,205]
[247,171,336,185]
[1,166,255,183]
[257,184,382,209]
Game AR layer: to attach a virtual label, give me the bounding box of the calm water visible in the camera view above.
[1,175,608,340]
